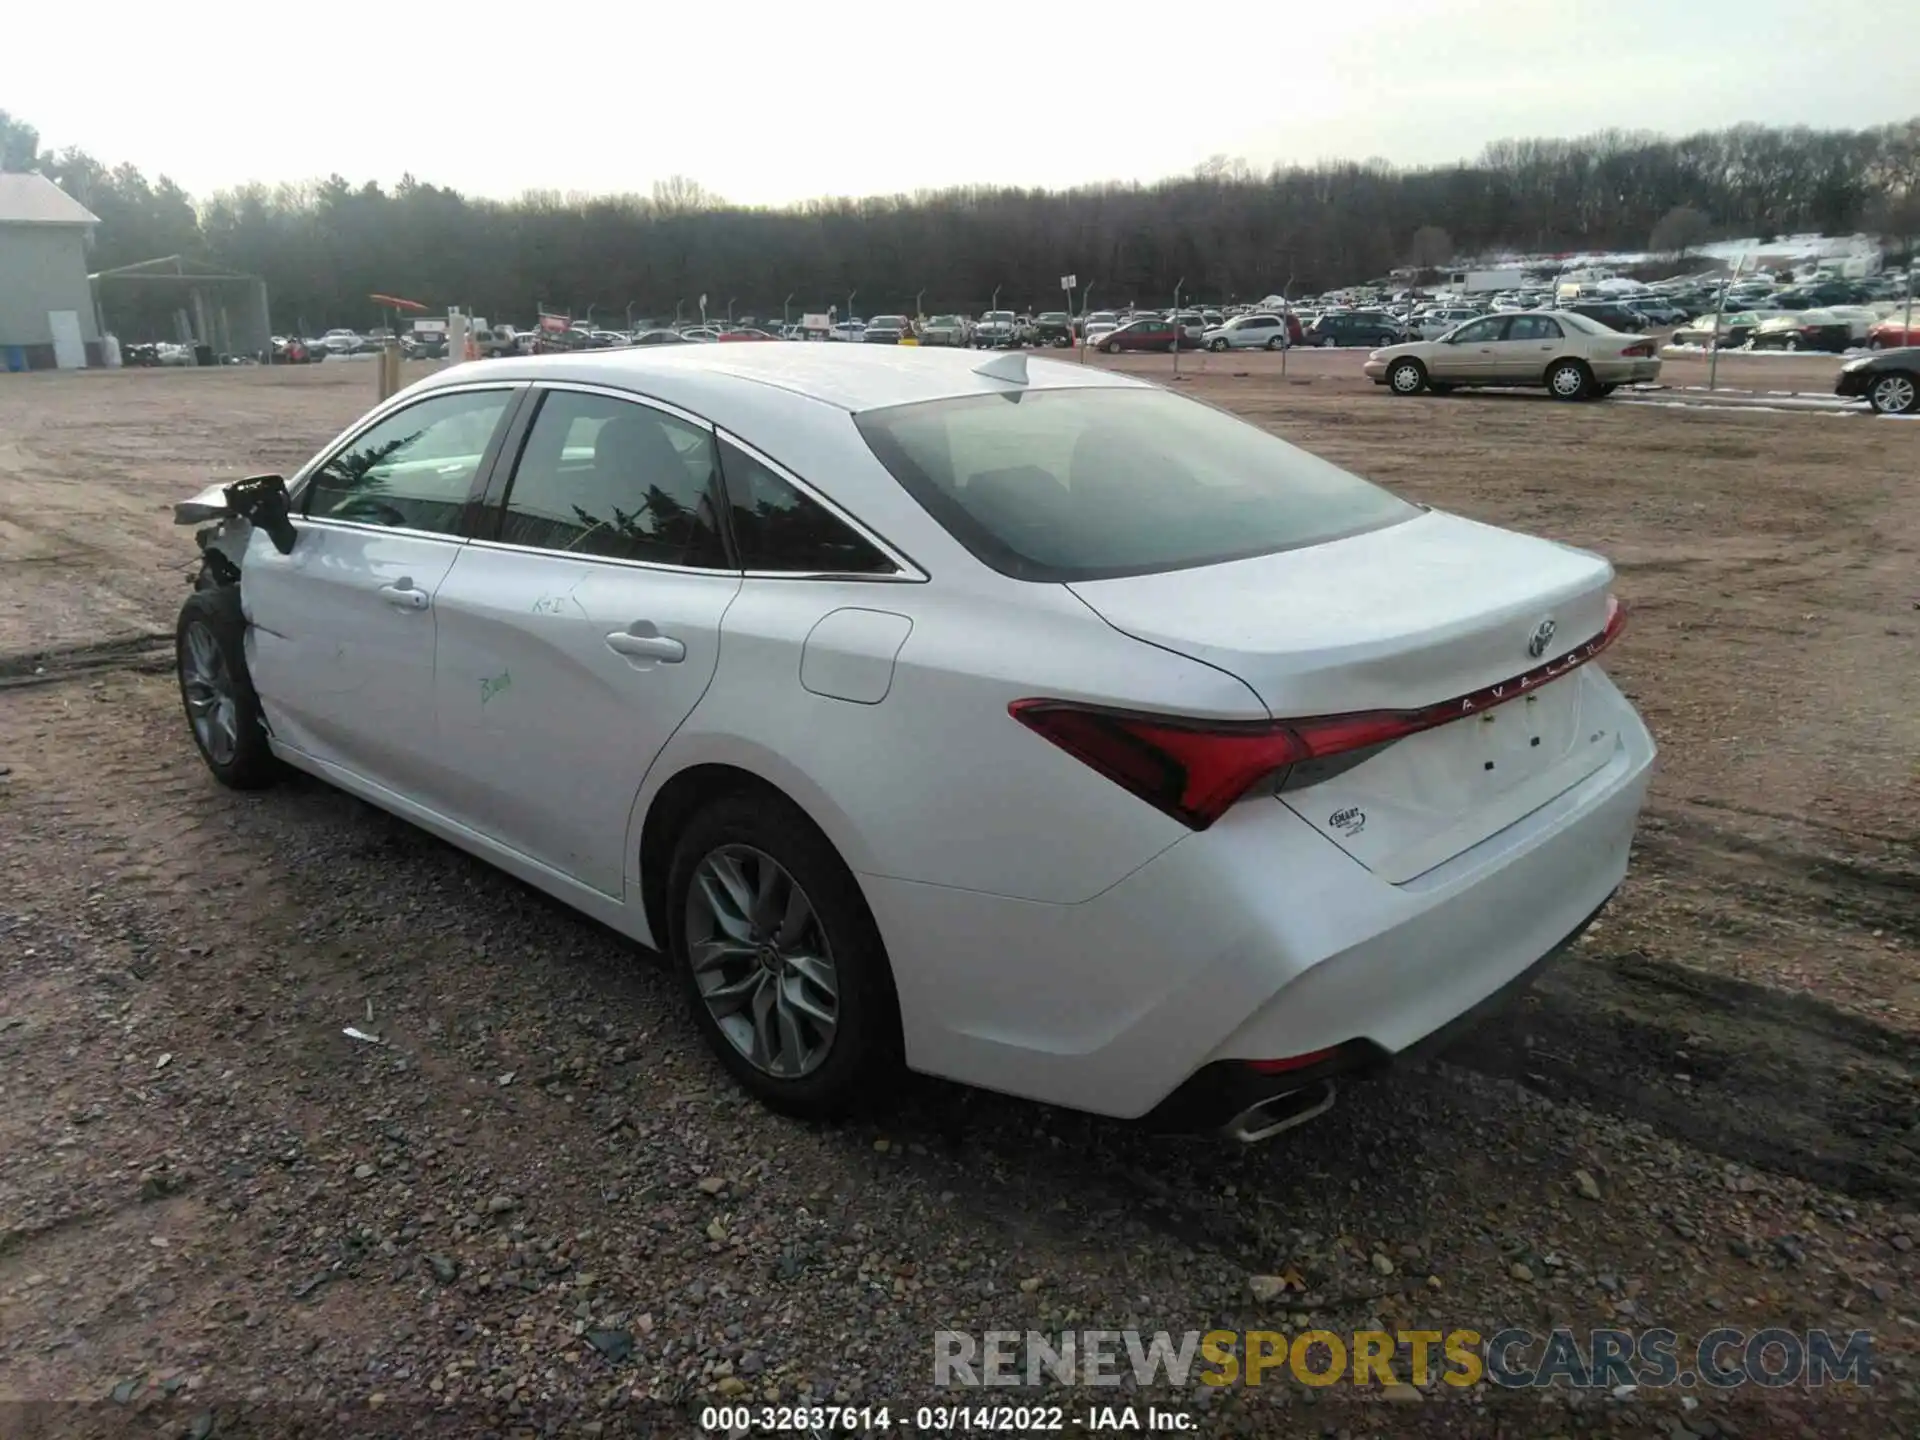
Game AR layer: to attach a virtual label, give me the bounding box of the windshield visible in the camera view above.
[985,311,1015,323]
[930,316,959,326]
[854,386,1418,582]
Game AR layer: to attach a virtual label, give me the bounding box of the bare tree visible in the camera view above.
[651,174,718,215]
[1650,205,1711,259]
[1407,225,1453,269]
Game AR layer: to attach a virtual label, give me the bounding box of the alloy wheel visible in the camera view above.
[685,844,839,1078]
[1871,373,1917,414]
[181,620,240,765]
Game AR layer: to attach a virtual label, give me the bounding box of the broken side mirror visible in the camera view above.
[224,473,298,555]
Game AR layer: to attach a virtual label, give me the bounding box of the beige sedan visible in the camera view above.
[1362,310,1662,400]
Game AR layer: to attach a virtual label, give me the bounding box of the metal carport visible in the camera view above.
[90,254,272,362]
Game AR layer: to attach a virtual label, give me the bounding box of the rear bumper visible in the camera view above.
[1139,893,1611,1134]
[864,674,1655,1120]
[1590,358,1662,384]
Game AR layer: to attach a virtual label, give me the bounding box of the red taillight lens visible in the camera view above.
[1621,342,1655,358]
[1006,702,1309,830]
[1011,599,1627,830]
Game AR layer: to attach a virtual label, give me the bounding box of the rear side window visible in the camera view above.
[854,387,1417,582]
[715,437,895,575]
[498,390,727,567]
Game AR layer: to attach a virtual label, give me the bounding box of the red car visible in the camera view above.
[717,328,779,343]
[1096,317,1202,354]
[1869,318,1920,350]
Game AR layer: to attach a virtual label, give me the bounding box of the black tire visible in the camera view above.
[1318,334,1336,347]
[1546,358,1593,401]
[1265,336,1283,350]
[1100,339,1119,354]
[666,791,901,1120]
[1376,333,1395,347]
[1867,370,1919,415]
[175,585,278,789]
[1209,337,1228,352]
[1385,358,1427,396]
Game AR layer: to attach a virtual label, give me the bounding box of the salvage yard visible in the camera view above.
[1,357,1917,1437]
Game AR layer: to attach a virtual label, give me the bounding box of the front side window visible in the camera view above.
[855,386,1417,583]
[716,438,895,575]
[304,389,512,533]
[497,390,727,567]
[1451,317,1509,343]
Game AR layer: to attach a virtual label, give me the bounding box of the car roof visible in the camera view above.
[417,342,1151,413]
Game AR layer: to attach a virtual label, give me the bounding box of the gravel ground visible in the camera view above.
[0,360,1915,1438]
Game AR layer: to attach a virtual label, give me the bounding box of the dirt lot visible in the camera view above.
[1,357,1916,1438]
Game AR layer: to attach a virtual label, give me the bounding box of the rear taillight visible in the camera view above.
[1621,342,1655,358]
[1011,598,1627,830]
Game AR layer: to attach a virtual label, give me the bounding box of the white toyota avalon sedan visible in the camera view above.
[173,345,1654,1140]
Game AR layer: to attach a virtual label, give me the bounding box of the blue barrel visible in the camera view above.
[2,346,26,373]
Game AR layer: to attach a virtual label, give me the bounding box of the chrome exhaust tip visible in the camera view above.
[1221,1079,1337,1143]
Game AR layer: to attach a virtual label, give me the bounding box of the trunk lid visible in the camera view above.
[1067,510,1622,881]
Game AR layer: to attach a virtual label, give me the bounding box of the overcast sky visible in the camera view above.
[5,1,1900,204]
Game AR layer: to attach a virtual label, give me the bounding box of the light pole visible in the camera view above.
[1171,277,1186,379]
[991,284,1001,314]
[585,304,596,329]
[674,297,684,327]
[847,289,858,334]
[625,301,636,331]
[1280,274,1295,378]
[783,292,794,331]
[915,287,926,319]
[727,297,735,324]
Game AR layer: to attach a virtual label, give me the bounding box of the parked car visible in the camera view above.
[1625,299,1688,326]
[921,315,968,347]
[1075,310,1119,340]
[1868,317,1920,349]
[1031,312,1074,347]
[1834,346,1920,414]
[1305,312,1407,348]
[1558,302,1648,333]
[320,328,370,355]
[1669,311,1765,349]
[863,316,911,345]
[1821,306,1879,346]
[633,329,693,345]
[718,328,781,343]
[1082,319,1121,348]
[1410,308,1483,340]
[972,311,1021,349]
[168,345,1651,1135]
[829,322,866,344]
[1202,312,1298,351]
[1096,316,1200,352]
[1363,310,1661,399]
[1749,310,1851,352]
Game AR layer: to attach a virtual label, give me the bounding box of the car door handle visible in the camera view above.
[605,626,685,663]
[378,579,429,611]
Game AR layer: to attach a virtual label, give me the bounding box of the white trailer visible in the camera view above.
[1446,268,1527,294]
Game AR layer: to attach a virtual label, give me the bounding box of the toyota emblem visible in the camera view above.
[1527,618,1557,659]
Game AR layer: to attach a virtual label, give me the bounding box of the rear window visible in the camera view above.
[853,386,1418,582]
[1557,310,1610,335]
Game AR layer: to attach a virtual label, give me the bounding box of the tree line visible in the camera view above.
[3,108,1916,336]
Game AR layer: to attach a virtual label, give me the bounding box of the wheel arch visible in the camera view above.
[631,744,880,952]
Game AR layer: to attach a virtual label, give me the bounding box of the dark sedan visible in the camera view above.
[1304,311,1408,348]
[1094,317,1201,353]
[1835,347,1920,414]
